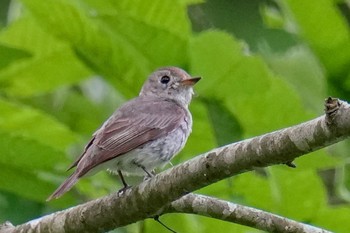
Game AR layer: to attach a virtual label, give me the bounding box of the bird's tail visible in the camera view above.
[46,172,80,201]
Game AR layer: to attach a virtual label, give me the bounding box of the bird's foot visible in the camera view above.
[117,185,131,197]
[117,170,131,196]
[143,169,156,181]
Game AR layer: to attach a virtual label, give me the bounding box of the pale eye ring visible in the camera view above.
[160,75,170,84]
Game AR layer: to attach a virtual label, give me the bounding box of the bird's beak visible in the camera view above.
[181,77,201,86]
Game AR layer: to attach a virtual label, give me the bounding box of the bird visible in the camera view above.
[47,66,201,201]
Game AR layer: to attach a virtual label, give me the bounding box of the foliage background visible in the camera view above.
[0,0,350,232]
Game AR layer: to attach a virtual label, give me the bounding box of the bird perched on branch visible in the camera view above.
[47,67,200,201]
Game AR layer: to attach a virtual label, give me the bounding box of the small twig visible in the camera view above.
[325,97,341,125]
[153,216,177,233]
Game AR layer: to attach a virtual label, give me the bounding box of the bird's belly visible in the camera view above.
[106,127,189,175]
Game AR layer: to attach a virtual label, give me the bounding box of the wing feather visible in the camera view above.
[70,97,187,177]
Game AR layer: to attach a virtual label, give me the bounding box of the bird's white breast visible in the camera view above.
[105,110,192,175]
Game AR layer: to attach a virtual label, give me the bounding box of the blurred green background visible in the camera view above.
[0,0,350,232]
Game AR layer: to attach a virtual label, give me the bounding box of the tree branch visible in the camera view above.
[1,97,348,233]
[163,193,332,233]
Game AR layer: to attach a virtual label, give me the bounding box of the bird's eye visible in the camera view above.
[160,75,170,84]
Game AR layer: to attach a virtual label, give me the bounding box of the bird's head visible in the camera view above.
[140,67,201,107]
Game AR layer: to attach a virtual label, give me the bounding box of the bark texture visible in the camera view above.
[165,193,332,233]
[1,97,347,233]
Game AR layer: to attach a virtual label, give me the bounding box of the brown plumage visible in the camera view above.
[47,67,200,201]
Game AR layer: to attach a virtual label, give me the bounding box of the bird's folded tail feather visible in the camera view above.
[46,172,80,201]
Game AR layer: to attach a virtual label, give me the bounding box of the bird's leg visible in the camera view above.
[117,170,131,196]
[142,169,156,181]
[133,161,155,179]
[140,165,154,179]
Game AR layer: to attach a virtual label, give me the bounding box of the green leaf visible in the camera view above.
[197,178,236,201]
[177,0,204,5]
[20,0,192,97]
[0,17,91,96]
[0,43,31,70]
[190,30,312,136]
[314,206,350,232]
[294,150,340,170]
[0,130,68,171]
[278,0,350,77]
[0,164,75,204]
[40,89,116,135]
[80,0,191,36]
[234,168,328,222]
[144,213,257,233]
[269,167,326,220]
[262,45,327,114]
[0,191,44,225]
[0,129,78,204]
[233,172,275,211]
[0,98,78,149]
[202,98,244,146]
[0,165,51,202]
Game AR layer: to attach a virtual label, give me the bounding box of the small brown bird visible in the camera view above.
[47,67,200,201]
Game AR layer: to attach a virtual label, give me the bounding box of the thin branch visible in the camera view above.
[1,98,348,233]
[163,193,332,233]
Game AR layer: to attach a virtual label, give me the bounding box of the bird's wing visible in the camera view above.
[70,97,187,177]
